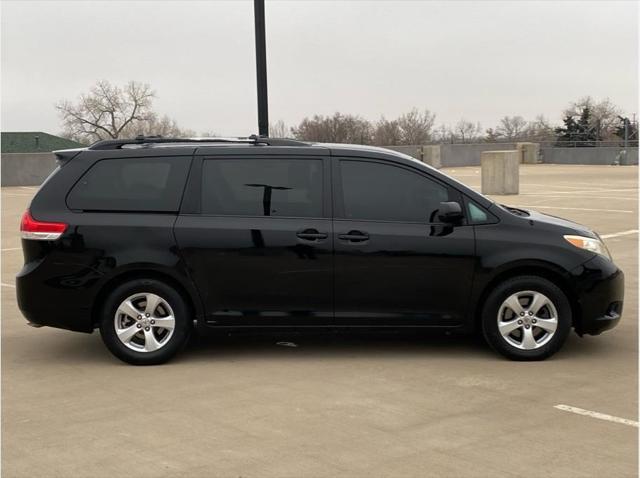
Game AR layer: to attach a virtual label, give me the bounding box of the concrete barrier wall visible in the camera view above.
[540,147,638,165]
[517,142,540,164]
[384,145,441,168]
[382,143,513,168]
[2,147,638,188]
[422,145,441,168]
[1,153,57,186]
[439,143,517,168]
[383,143,638,168]
[384,145,420,158]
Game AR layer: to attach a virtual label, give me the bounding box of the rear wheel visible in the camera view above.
[481,276,571,361]
[99,279,191,365]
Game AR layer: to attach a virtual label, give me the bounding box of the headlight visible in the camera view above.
[564,235,611,260]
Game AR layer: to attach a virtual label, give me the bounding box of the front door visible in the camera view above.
[332,158,476,326]
[175,156,333,326]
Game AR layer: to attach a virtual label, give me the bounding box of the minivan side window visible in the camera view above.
[67,157,191,212]
[202,159,323,218]
[339,160,451,222]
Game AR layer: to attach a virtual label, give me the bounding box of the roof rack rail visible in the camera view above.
[247,134,309,147]
[88,135,309,150]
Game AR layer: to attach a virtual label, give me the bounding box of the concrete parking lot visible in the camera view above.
[2,164,638,477]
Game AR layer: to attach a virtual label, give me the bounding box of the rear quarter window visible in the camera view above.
[66,157,191,212]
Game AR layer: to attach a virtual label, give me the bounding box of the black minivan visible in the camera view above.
[16,136,624,365]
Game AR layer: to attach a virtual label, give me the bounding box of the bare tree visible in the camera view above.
[120,113,196,138]
[524,115,555,142]
[453,119,482,143]
[292,113,372,144]
[397,108,436,144]
[57,80,156,143]
[373,117,402,145]
[564,97,622,140]
[496,116,527,140]
[433,124,453,143]
[269,119,291,138]
[484,128,501,142]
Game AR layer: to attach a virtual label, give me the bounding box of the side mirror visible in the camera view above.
[437,201,463,223]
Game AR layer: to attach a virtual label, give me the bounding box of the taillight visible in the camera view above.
[20,210,67,241]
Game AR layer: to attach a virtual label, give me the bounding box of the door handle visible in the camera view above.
[296,229,328,241]
[338,230,369,242]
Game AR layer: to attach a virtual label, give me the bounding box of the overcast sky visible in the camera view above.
[1,0,638,136]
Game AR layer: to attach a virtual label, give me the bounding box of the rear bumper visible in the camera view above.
[16,258,98,333]
[571,255,624,336]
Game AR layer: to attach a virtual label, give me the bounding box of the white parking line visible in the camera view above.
[516,189,638,195]
[1,282,16,288]
[519,193,638,201]
[548,181,638,188]
[525,183,638,192]
[513,205,634,214]
[600,230,639,239]
[524,183,604,190]
[554,404,639,428]
[1,247,21,252]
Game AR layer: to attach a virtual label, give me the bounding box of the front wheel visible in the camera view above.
[481,276,572,361]
[99,279,191,365]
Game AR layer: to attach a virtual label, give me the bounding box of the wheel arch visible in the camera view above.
[91,268,203,329]
[472,262,581,332]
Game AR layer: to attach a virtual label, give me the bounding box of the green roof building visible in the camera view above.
[1,132,84,153]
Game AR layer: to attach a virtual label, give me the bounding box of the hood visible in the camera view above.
[501,205,597,238]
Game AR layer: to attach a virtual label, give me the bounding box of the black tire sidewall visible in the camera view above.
[99,279,191,365]
[481,276,572,361]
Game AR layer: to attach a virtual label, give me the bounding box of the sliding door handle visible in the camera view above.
[338,231,369,242]
[296,229,328,241]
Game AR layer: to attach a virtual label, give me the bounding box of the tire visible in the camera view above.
[99,278,191,365]
[481,275,572,361]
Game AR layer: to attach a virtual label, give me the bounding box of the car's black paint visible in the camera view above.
[569,254,624,335]
[332,219,476,326]
[17,142,624,341]
[175,215,334,325]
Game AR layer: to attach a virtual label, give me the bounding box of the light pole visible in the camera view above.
[254,0,269,137]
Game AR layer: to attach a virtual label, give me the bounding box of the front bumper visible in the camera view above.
[570,255,624,336]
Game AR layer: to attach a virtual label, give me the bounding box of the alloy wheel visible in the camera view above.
[496,290,559,350]
[113,293,176,352]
